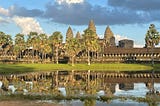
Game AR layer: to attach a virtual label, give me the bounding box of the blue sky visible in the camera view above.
[0,0,160,47]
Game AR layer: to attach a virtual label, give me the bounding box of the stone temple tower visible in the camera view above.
[88,20,96,33]
[66,26,74,42]
[87,20,98,38]
[104,26,116,47]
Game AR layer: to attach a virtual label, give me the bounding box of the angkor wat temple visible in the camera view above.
[74,20,160,63]
[0,20,160,63]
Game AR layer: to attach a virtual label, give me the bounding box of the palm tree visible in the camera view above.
[39,34,48,61]
[0,32,13,60]
[82,29,99,65]
[49,31,63,64]
[26,32,39,63]
[26,32,33,62]
[14,33,25,61]
[65,38,81,66]
[145,24,160,66]
[39,34,51,62]
[0,32,6,46]
[0,32,6,60]
[6,34,13,56]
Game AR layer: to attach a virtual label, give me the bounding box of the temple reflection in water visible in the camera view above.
[0,70,160,97]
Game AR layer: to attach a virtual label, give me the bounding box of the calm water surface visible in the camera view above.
[0,70,160,106]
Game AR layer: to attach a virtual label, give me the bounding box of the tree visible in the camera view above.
[65,38,81,66]
[145,24,160,66]
[49,31,63,64]
[0,32,13,46]
[82,29,99,65]
[5,34,13,45]
[0,32,13,56]
[14,33,25,60]
[0,32,6,44]
[26,32,40,63]
[39,33,50,62]
[145,24,160,47]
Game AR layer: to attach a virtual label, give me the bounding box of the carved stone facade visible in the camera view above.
[75,21,160,63]
[88,20,96,34]
[119,39,134,48]
[66,26,74,42]
[103,26,116,47]
[75,31,81,39]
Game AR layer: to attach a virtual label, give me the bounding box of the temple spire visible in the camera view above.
[104,26,114,39]
[88,20,96,33]
[104,26,115,47]
[75,31,81,39]
[66,26,73,42]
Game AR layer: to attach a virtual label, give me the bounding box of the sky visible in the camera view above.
[0,0,160,47]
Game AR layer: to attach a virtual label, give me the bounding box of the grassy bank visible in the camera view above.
[0,63,155,74]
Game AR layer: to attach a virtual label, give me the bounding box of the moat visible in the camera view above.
[0,70,160,106]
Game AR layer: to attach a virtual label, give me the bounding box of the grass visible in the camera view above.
[0,63,156,74]
[153,64,160,71]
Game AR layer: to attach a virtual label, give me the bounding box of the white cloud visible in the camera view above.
[0,17,10,23]
[134,44,144,48]
[56,0,84,4]
[115,34,144,48]
[114,34,128,44]
[0,7,9,16]
[13,16,44,35]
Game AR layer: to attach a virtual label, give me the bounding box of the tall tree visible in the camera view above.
[145,24,160,66]
[30,32,40,50]
[0,32,6,45]
[14,33,25,60]
[65,38,81,66]
[5,34,13,45]
[145,24,160,47]
[0,32,13,55]
[49,31,63,64]
[26,32,39,62]
[39,33,50,62]
[0,32,13,46]
[82,29,99,65]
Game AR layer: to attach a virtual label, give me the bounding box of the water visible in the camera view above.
[36,99,149,106]
[114,83,149,97]
[0,71,160,106]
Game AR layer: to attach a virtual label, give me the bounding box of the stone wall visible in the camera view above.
[119,39,134,48]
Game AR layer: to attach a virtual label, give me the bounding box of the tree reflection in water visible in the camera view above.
[0,70,160,105]
[84,99,96,106]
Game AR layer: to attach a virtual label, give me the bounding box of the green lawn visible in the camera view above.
[153,64,160,71]
[0,63,156,74]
